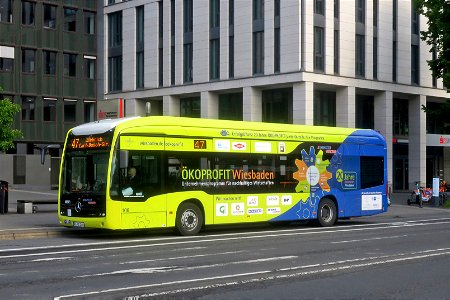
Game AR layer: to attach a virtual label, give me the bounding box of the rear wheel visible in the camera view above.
[317,198,337,227]
[176,202,203,236]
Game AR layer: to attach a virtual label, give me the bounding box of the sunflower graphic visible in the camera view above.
[293,146,332,193]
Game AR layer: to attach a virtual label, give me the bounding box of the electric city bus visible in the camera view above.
[58,116,388,235]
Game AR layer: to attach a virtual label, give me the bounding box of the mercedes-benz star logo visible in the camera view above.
[75,201,82,212]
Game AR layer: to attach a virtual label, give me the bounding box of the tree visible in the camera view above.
[415,0,450,91]
[0,93,22,152]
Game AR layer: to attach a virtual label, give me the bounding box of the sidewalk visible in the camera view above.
[0,185,62,239]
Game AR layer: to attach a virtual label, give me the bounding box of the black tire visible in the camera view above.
[317,198,337,227]
[176,202,203,236]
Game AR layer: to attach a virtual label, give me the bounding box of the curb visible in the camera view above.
[0,228,64,240]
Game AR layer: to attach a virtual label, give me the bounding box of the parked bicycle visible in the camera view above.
[407,181,432,208]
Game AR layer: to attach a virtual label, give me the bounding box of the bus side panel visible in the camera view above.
[165,191,214,228]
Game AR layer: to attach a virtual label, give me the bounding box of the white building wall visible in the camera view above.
[338,0,356,77]
[365,0,374,80]
[193,0,210,83]
[234,1,252,78]
[302,0,314,72]
[409,95,427,189]
[163,0,172,87]
[377,0,393,82]
[280,0,301,72]
[264,0,274,75]
[175,1,183,85]
[122,7,136,91]
[375,91,394,188]
[324,0,334,75]
[418,14,433,88]
[396,0,411,84]
[336,86,356,128]
[144,2,159,89]
[292,81,314,125]
[219,0,229,80]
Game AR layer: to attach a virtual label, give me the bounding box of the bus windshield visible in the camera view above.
[62,150,109,194]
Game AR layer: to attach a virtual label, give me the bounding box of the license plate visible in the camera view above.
[73,221,85,228]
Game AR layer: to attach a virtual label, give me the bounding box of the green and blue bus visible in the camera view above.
[58,116,388,235]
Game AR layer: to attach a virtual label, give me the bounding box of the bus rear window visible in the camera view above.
[360,156,384,189]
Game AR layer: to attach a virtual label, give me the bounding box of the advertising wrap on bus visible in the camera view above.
[58,116,388,235]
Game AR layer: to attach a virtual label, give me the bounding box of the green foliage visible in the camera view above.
[0,95,22,152]
[415,0,450,90]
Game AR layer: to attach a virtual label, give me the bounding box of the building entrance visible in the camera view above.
[394,157,409,191]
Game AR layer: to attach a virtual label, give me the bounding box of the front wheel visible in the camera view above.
[317,198,337,227]
[176,202,203,236]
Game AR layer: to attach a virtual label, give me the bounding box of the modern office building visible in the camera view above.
[0,0,103,154]
[108,0,447,191]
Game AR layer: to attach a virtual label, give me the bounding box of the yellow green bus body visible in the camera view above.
[58,116,388,234]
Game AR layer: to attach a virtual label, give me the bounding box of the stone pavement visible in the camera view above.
[0,184,439,240]
[0,185,61,240]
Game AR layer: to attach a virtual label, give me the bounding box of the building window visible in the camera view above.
[43,98,56,122]
[84,11,95,34]
[274,28,280,73]
[183,43,193,83]
[393,99,408,136]
[136,6,144,89]
[84,56,95,79]
[356,0,365,24]
[253,0,264,20]
[262,88,293,124]
[158,1,163,87]
[64,8,77,32]
[180,97,200,118]
[184,0,193,33]
[411,45,419,85]
[210,0,220,28]
[22,49,36,73]
[64,100,76,123]
[64,53,77,77]
[373,0,378,27]
[253,31,264,75]
[356,95,374,129]
[373,37,378,79]
[314,0,324,15]
[229,36,234,78]
[393,41,397,82]
[84,101,96,123]
[334,30,339,74]
[314,91,336,127]
[412,3,419,35]
[393,0,397,31]
[22,1,35,25]
[108,56,122,92]
[432,50,437,87]
[314,27,324,72]
[219,93,243,121]
[0,0,13,23]
[21,96,35,121]
[210,39,220,80]
[334,0,339,19]
[355,34,365,77]
[136,51,144,88]
[43,50,57,75]
[109,12,122,48]
[43,4,56,29]
[0,58,13,71]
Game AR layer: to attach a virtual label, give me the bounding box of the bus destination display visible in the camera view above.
[69,136,111,149]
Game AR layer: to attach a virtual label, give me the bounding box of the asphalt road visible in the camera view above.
[0,204,449,299]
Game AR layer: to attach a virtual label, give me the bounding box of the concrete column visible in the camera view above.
[443,148,450,183]
[375,91,393,189]
[144,2,159,89]
[338,0,356,77]
[192,0,209,83]
[396,0,411,84]
[163,95,180,116]
[336,86,356,128]
[243,87,262,122]
[234,1,252,78]
[292,81,314,125]
[163,0,172,87]
[408,94,426,189]
[219,0,229,80]
[280,0,301,72]
[264,0,274,74]
[201,91,219,119]
[377,0,393,82]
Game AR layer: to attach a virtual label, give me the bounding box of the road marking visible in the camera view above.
[77,256,297,278]
[331,234,409,244]
[2,219,450,259]
[121,250,246,264]
[9,189,57,196]
[54,248,450,299]
[27,257,74,262]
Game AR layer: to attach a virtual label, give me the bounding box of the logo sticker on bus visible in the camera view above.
[232,142,247,151]
[215,140,230,151]
[266,195,279,206]
[281,195,292,205]
[216,203,228,216]
[267,207,281,215]
[231,203,245,215]
[247,208,263,215]
[247,196,258,206]
[254,142,272,152]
